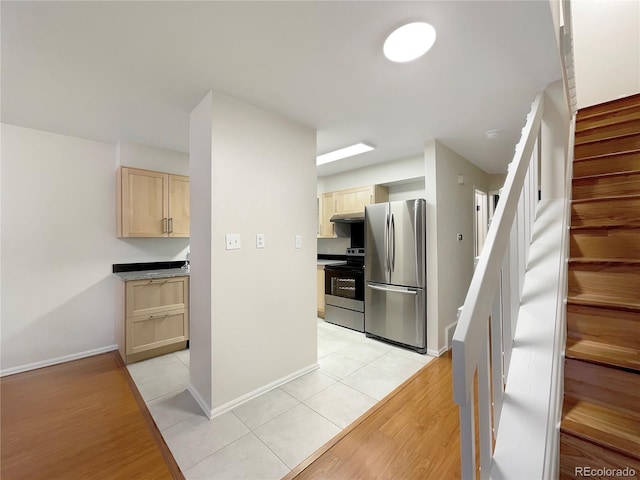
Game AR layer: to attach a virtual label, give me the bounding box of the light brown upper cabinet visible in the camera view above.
[117,167,190,238]
[319,192,337,238]
[317,185,389,238]
[335,185,388,215]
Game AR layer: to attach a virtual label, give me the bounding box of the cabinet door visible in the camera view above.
[126,277,189,317]
[121,168,168,237]
[169,175,190,237]
[335,186,374,214]
[319,192,336,237]
[126,309,189,355]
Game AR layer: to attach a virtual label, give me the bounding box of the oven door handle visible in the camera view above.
[367,283,418,295]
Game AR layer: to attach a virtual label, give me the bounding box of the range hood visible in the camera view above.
[330,212,365,223]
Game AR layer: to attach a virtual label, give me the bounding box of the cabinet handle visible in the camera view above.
[162,218,168,233]
[150,313,169,319]
[149,279,168,284]
[169,217,173,233]
[370,194,373,203]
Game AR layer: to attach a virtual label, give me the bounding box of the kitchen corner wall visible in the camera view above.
[425,139,492,354]
[0,124,189,374]
[189,91,317,414]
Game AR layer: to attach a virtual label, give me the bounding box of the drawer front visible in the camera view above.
[125,309,189,355]
[125,276,189,317]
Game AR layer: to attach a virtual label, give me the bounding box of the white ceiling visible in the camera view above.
[1,1,561,176]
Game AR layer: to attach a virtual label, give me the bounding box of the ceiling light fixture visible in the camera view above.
[316,143,375,165]
[383,22,436,63]
[485,130,500,140]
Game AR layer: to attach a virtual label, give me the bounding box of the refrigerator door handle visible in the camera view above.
[390,213,396,272]
[367,283,418,295]
[384,212,390,272]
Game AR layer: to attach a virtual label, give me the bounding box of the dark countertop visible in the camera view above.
[113,267,190,281]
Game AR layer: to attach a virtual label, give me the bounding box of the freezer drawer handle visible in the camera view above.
[367,283,418,295]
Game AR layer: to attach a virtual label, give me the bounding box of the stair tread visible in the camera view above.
[576,108,640,133]
[568,294,640,312]
[561,397,640,461]
[575,119,640,146]
[569,257,640,265]
[578,94,640,120]
[571,193,640,204]
[573,169,640,181]
[574,148,640,163]
[566,337,640,372]
[571,224,640,231]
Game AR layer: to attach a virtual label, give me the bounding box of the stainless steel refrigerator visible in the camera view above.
[364,199,427,353]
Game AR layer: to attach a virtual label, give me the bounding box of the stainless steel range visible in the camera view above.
[324,248,365,332]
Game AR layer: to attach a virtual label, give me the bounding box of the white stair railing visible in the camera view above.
[452,92,544,479]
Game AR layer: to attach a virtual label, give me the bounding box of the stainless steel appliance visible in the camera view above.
[365,199,427,353]
[324,248,365,332]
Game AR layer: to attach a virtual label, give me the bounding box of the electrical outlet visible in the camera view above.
[225,234,241,250]
[295,235,302,249]
[256,234,265,249]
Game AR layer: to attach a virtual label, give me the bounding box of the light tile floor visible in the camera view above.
[128,319,435,480]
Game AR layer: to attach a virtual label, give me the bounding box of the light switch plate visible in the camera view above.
[256,234,265,249]
[295,235,302,249]
[226,234,241,250]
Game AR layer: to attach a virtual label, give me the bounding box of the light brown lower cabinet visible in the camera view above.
[116,276,189,364]
[317,265,325,318]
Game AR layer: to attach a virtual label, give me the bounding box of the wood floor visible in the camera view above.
[284,352,460,480]
[0,352,182,480]
[1,350,459,480]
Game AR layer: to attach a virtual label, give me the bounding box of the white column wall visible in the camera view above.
[189,91,317,414]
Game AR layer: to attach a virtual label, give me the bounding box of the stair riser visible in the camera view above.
[564,359,640,414]
[567,304,640,350]
[568,266,639,304]
[570,229,640,259]
[575,118,640,145]
[578,94,640,120]
[571,198,640,228]
[573,172,640,200]
[576,107,640,133]
[574,134,640,160]
[573,152,640,177]
[560,433,640,479]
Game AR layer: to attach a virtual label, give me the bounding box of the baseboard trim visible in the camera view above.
[197,362,320,419]
[0,344,119,377]
[427,346,448,357]
[187,384,213,419]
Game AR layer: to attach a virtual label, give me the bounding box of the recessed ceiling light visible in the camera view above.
[485,130,500,140]
[316,143,375,165]
[384,22,436,63]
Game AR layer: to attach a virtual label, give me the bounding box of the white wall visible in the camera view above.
[425,140,492,353]
[188,93,214,409]
[320,154,424,193]
[117,140,189,176]
[388,179,426,202]
[1,125,190,374]
[573,0,640,108]
[190,91,317,414]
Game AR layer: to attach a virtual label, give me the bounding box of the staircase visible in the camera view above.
[560,94,640,478]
